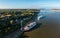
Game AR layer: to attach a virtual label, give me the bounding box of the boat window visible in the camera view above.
[27,26,30,27]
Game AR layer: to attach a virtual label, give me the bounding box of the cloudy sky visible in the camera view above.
[0,0,60,9]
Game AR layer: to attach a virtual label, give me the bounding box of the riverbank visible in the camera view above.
[24,12,60,38]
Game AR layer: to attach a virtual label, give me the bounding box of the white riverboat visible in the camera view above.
[24,22,37,31]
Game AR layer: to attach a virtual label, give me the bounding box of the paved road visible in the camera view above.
[24,12,60,38]
[4,28,23,38]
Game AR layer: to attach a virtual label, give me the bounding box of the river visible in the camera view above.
[24,10,60,38]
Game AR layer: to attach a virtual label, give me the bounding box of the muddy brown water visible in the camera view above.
[24,12,60,38]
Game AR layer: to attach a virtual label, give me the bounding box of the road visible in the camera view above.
[24,12,60,38]
[3,16,32,38]
[4,28,23,38]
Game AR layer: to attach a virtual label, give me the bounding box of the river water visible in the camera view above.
[24,9,60,38]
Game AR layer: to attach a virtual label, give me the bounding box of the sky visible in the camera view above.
[0,0,60,9]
